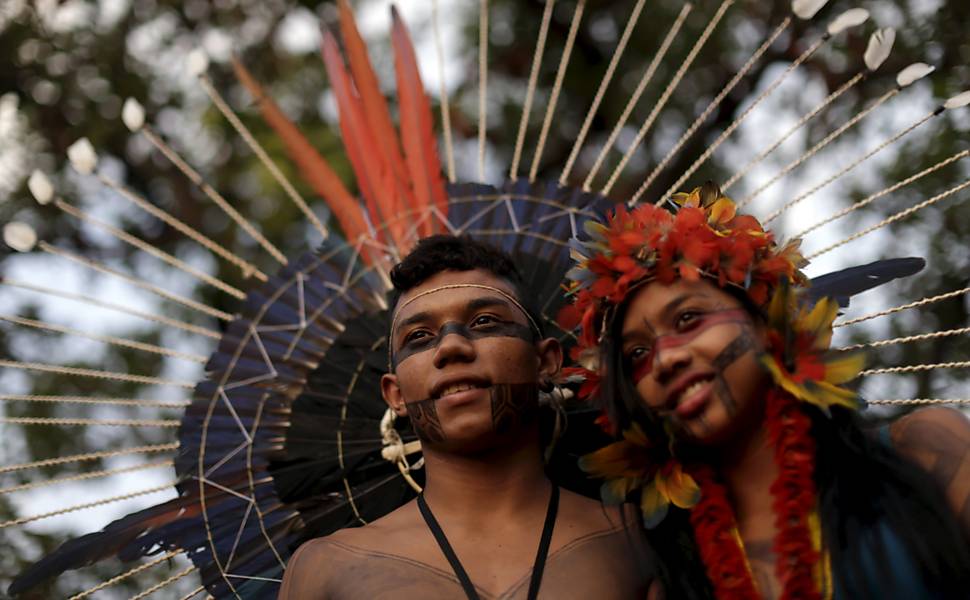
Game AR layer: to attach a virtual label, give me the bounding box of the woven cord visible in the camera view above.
[197,74,328,239]
[0,482,175,528]
[67,550,181,600]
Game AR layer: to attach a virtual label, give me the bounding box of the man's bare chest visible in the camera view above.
[324,528,649,600]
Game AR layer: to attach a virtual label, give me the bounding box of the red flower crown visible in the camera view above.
[560,183,861,409]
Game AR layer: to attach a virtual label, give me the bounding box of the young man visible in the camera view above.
[279,235,654,599]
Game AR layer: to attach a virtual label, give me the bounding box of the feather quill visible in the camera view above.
[391,7,449,235]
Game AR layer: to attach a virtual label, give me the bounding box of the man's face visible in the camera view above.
[381,269,561,451]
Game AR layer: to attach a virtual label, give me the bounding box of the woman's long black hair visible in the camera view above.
[598,295,970,599]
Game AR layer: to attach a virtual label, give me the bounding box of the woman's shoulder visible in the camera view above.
[888,406,970,530]
[888,406,970,455]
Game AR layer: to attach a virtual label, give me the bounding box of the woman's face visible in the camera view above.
[618,278,769,445]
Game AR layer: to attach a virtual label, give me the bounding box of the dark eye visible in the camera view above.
[403,329,432,345]
[675,310,702,330]
[626,346,651,362]
[471,314,500,328]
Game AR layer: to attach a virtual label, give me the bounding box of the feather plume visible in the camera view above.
[391,7,450,236]
[806,257,925,308]
[231,57,370,245]
[826,8,868,36]
[320,27,395,247]
[864,28,896,72]
[792,0,829,20]
[944,90,970,110]
[896,62,935,87]
[337,0,420,240]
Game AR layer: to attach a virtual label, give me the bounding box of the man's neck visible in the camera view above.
[419,432,551,531]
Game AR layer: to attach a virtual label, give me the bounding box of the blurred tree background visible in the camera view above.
[1,0,967,596]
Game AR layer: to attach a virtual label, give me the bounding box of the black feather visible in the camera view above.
[806,257,925,308]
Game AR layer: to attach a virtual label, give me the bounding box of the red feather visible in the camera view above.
[231,57,371,247]
[391,6,449,236]
[337,0,421,241]
[320,28,390,245]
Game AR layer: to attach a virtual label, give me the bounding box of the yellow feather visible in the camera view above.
[708,197,736,223]
[665,465,701,509]
[823,351,865,384]
[800,298,838,349]
[640,481,669,528]
[810,380,860,410]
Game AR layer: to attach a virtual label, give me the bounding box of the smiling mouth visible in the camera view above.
[433,381,490,400]
[668,376,714,418]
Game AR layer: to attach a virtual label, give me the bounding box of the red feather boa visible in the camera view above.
[687,389,822,599]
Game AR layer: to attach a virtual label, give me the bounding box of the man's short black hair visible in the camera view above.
[389,235,544,336]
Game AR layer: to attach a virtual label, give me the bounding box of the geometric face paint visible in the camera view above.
[404,382,539,443]
[709,326,759,416]
[628,308,750,384]
[392,319,535,368]
[387,283,543,370]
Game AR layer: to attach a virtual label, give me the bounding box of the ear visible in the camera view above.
[535,337,563,382]
[381,373,409,417]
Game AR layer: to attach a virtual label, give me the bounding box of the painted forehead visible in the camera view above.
[391,282,533,337]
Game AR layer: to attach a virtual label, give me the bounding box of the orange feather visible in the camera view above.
[391,7,449,234]
[320,28,390,246]
[337,0,421,240]
[230,57,371,247]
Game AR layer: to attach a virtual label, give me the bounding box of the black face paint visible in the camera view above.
[490,382,539,434]
[710,327,758,417]
[392,319,535,368]
[403,382,539,443]
[406,397,446,443]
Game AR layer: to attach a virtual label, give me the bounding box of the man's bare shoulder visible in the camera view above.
[555,488,631,536]
[279,500,440,599]
[279,501,471,600]
[278,537,338,599]
[323,498,425,552]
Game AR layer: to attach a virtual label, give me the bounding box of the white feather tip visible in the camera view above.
[792,0,830,20]
[67,138,98,175]
[187,49,209,77]
[122,98,145,131]
[4,222,37,252]
[896,63,935,87]
[864,28,896,72]
[827,8,869,35]
[27,170,54,205]
[944,91,970,110]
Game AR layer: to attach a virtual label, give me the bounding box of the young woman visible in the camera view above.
[563,183,970,599]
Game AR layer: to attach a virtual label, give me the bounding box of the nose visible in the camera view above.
[432,330,476,368]
[652,338,691,384]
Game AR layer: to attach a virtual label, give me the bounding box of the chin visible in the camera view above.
[676,408,733,446]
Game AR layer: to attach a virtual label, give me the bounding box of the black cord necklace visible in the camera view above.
[417,485,560,600]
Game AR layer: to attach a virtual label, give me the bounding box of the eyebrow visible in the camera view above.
[467,296,513,312]
[392,296,515,336]
[620,291,713,343]
[660,293,696,321]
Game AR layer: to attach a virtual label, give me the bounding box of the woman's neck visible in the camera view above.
[716,424,778,531]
